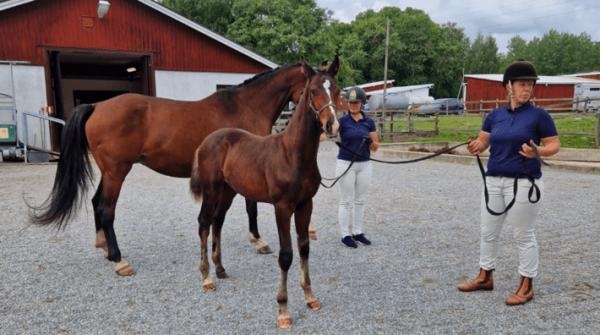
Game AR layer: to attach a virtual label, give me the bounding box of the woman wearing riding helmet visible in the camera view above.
[336,86,379,248]
[457,61,560,305]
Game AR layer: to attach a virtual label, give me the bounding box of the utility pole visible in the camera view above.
[383,19,390,110]
[382,19,390,139]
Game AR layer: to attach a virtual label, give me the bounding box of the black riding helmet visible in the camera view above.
[346,86,367,103]
[502,61,539,87]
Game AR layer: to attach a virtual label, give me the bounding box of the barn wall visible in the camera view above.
[465,78,575,112]
[0,0,269,73]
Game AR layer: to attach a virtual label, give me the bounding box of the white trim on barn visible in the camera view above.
[155,71,253,101]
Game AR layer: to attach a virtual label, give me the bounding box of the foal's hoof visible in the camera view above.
[202,279,216,292]
[309,228,318,240]
[276,317,292,329]
[115,259,135,276]
[257,245,273,254]
[306,300,321,311]
[216,269,228,279]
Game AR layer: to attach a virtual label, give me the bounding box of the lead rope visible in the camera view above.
[320,138,368,189]
[477,155,541,216]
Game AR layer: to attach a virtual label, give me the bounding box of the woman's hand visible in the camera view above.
[467,139,484,155]
[468,131,490,155]
[519,140,538,158]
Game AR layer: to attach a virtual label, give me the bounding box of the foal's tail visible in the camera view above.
[189,147,204,202]
[29,104,96,229]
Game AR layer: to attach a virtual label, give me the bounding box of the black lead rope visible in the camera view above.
[334,140,471,164]
[320,138,368,189]
[476,155,541,216]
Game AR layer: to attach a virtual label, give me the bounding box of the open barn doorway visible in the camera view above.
[47,49,153,149]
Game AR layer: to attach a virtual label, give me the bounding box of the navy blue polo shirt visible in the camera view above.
[337,112,376,161]
[482,102,558,178]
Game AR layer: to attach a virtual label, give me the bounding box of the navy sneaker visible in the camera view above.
[341,236,358,248]
[352,234,371,245]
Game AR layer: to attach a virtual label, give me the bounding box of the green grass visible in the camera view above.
[378,113,599,149]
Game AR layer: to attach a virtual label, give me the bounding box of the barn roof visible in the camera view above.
[0,0,278,69]
[564,71,600,77]
[465,74,600,85]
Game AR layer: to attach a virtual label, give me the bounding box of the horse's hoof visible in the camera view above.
[257,245,273,254]
[216,270,228,279]
[202,278,216,292]
[307,300,321,311]
[250,236,273,254]
[309,229,318,240]
[115,259,135,276]
[202,283,216,292]
[276,317,292,329]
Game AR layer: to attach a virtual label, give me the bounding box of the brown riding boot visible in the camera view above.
[505,276,534,305]
[457,268,494,292]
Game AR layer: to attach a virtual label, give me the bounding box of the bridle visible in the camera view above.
[307,79,338,137]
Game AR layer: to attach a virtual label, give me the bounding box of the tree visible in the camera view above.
[349,7,468,97]
[504,30,600,75]
[464,33,500,74]
[226,0,327,65]
[160,0,234,36]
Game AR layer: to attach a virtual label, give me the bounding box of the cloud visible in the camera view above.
[316,0,600,52]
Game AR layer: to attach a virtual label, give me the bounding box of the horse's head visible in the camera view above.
[300,57,340,138]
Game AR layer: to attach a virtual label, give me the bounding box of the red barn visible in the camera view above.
[0,0,276,156]
[464,74,600,112]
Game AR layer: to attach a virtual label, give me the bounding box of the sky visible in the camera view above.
[314,0,600,53]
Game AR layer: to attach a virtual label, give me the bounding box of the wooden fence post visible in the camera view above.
[596,111,600,147]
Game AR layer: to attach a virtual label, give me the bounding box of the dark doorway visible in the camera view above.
[48,50,153,149]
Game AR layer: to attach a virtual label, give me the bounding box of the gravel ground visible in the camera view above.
[1,141,599,334]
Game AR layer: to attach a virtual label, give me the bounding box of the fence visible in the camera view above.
[465,96,600,114]
[367,109,600,147]
[272,98,600,147]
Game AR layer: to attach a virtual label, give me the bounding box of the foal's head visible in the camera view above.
[300,57,340,138]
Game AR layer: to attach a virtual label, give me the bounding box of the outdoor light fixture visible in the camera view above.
[97,0,110,19]
[126,67,137,73]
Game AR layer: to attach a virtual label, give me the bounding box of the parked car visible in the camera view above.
[415,98,464,116]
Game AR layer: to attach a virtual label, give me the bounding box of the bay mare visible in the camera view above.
[190,58,340,328]
[29,56,339,275]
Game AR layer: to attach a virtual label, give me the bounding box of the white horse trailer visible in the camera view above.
[573,83,600,111]
[0,61,54,162]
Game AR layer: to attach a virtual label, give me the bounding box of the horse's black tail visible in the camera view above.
[29,104,96,229]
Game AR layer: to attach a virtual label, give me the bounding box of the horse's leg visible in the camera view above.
[294,199,320,310]
[274,203,294,329]
[245,198,272,254]
[97,167,134,276]
[212,187,236,280]
[198,199,216,292]
[92,179,108,257]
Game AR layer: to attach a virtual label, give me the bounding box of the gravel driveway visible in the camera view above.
[1,141,598,334]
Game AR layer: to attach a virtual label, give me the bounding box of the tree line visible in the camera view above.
[160,0,600,98]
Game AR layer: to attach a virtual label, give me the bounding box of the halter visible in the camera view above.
[307,83,337,117]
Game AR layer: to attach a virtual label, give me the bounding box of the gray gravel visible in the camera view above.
[1,141,599,334]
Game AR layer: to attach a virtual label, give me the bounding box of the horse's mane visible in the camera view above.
[233,63,301,89]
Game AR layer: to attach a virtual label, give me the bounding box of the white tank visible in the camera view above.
[368,94,433,110]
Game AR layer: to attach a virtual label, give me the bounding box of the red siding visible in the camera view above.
[466,78,574,112]
[0,0,269,73]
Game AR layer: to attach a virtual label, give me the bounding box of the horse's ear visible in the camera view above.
[319,60,328,71]
[300,58,315,79]
[327,55,340,77]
